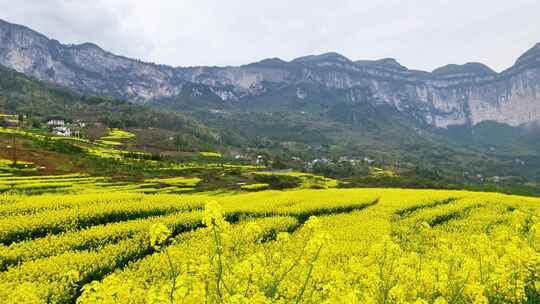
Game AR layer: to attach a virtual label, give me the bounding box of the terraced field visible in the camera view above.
[0,188,539,303]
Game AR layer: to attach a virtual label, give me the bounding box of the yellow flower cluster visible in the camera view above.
[203,201,230,230]
[149,223,171,251]
[0,211,201,270]
[0,194,202,244]
[0,188,539,303]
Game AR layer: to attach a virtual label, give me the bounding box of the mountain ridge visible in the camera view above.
[0,19,539,128]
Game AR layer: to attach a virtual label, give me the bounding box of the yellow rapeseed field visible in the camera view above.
[0,188,539,303]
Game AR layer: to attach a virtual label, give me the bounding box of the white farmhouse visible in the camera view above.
[47,119,65,127]
[75,120,87,128]
[52,126,72,137]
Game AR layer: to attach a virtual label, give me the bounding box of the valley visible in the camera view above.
[0,12,539,303]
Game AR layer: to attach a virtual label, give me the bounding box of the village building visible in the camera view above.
[0,117,18,127]
[74,120,87,128]
[52,126,72,137]
[47,119,65,127]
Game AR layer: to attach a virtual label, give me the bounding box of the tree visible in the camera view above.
[84,123,108,140]
[271,156,288,170]
[31,118,41,129]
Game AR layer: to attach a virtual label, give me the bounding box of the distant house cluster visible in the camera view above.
[52,126,71,137]
[47,119,69,136]
[47,119,85,137]
[47,119,65,127]
[304,156,374,170]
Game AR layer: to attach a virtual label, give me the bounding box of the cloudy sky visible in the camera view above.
[0,0,538,72]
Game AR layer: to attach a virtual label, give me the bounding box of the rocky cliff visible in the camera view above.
[0,19,539,128]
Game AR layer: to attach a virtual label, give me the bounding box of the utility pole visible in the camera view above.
[11,115,18,168]
[12,134,17,167]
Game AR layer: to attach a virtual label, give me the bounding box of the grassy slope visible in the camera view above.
[0,66,219,151]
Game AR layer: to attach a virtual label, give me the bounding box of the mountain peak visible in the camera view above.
[68,42,105,53]
[0,19,17,28]
[0,19,50,41]
[292,52,351,64]
[515,42,540,66]
[432,62,496,76]
[377,58,401,66]
[77,42,101,49]
[248,57,288,67]
[355,58,407,71]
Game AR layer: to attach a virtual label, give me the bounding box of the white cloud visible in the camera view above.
[0,0,538,72]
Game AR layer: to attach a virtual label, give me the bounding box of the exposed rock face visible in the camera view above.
[0,19,539,128]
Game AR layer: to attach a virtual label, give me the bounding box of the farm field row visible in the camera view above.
[0,188,538,303]
[0,169,340,195]
[0,173,202,195]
